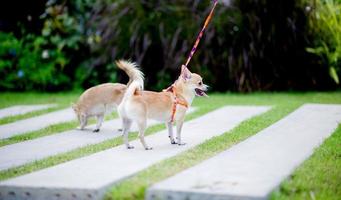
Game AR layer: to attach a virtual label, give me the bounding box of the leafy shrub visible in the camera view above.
[218,0,337,91]
[306,0,341,84]
[85,0,337,91]
[86,0,215,90]
[0,32,70,91]
[0,0,95,91]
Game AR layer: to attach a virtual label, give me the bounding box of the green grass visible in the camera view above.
[0,91,340,200]
[0,92,81,109]
[0,114,117,147]
[270,125,341,200]
[0,120,79,147]
[0,92,80,146]
[0,92,80,125]
[0,107,60,125]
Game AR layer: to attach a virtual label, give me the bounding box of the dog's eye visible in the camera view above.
[198,81,202,85]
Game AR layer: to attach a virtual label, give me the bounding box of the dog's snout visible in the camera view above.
[203,84,209,91]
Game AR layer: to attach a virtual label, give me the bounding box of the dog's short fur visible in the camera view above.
[72,60,141,132]
[117,61,208,150]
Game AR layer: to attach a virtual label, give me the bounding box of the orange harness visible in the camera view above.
[163,85,188,123]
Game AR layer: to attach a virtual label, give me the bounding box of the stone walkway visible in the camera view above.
[0,108,196,171]
[0,108,74,139]
[0,104,56,119]
[146,104,341,200]
[0,106,270,200]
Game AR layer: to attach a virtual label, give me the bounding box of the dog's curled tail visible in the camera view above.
[116,60,144,106]
[116,60,144,88]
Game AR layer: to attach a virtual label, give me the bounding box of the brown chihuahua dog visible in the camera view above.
[117,61,208,150]
[72,60,142,132]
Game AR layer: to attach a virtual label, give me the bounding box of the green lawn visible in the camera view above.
[0,91,340,200]
[0,92,79,125]
[271,124,341,200]
[0,92,81,146]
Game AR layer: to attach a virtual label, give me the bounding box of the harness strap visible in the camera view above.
[163,85,188,123]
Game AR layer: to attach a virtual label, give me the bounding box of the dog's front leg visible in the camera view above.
[166,122,176,144]
[176,120,186,145]
[80,115,88,130]
[93,114,104,132]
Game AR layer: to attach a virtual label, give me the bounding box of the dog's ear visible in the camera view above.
[181,65,192,81]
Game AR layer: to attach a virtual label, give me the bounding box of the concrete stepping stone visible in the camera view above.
[146,104,341,200]
[0,106,269,200]
[0,104,56,119]
[0,108,75,140]
[0,108,196,171]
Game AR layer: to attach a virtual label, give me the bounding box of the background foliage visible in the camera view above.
[0,0,340,92]
[307,0,341,84]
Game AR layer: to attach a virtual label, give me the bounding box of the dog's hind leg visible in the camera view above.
[166,122,176,144]
[122,118,133,149]
[93,114,104,132]
[137,120,152,150]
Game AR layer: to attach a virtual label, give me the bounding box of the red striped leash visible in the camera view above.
[165,0,218,123]
[183,0,218,68]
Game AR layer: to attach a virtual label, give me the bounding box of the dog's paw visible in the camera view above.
[127,145,135,149]
[170,140,177,145]
[93,129,100,132]
[178,142,186,146]
[145,147,153,150]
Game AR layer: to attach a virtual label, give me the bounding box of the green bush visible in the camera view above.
[306,0,341,84]
[0,0,94,91]
[84,0,338,91]
[0,32,70,90]
[41,0,95,88]
[85,0,212,91]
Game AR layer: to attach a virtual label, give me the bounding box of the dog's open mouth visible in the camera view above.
[195,88,208,97]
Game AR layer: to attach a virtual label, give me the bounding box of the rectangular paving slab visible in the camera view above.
[0,108,196,171]
[0,104,56,119]
[0,106,270,200]
[146,104,341,200]
[0,108,75,140]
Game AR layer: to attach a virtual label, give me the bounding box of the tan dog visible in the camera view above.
[117,61,208,150]
[72,60,142,132]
